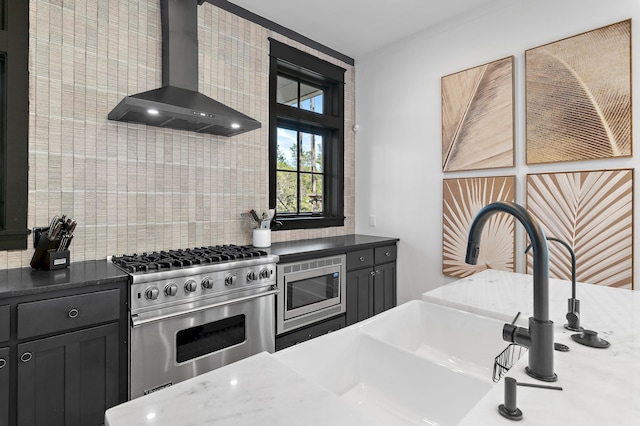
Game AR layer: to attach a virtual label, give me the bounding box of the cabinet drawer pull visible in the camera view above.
[20,352,32,363]
[376,270,381,275]
[359,256,365,262]
[0,358,6,369]
[370,271,375,276]
[385,251,390,257]
[68,308,79,318]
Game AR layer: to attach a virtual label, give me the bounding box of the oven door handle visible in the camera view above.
[131,288,280,328]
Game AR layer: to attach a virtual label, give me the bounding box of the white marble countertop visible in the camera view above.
[105,269,640,425]
[424,269,640,425]
[104,351,376,426]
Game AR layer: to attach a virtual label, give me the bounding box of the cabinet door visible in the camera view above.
[373,262,397,316]
[17,323,119,426]
[346,268,374,326]
[0,347,9,426]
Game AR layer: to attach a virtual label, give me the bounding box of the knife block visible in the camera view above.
[30,231,69,270]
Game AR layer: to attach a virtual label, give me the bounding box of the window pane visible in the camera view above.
[300,132,322,173]
[300,174,323,213]
[299,83,323,113]
[276,170,298,213]
[276,127,298,171]
[276,75,298,107]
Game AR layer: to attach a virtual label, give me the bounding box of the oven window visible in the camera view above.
[287,272,340,311]
[176,314,246,363]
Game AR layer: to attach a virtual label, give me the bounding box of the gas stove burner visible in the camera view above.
[112,244,269,274]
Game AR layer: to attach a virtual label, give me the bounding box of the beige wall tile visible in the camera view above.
[14,0,355,269]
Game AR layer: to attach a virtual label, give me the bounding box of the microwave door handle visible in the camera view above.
[131,288,280,328]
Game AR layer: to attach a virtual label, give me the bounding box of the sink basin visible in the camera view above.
[276,301,523,425]
[360,300,516,382]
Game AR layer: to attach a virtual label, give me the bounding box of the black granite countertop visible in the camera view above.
[0,235,398,299]
[0,260,129,299]
[268,234,399,263]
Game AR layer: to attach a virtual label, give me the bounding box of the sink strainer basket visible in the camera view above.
[492,343,527,382]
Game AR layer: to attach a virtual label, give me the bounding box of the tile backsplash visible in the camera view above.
[2,0,355,269]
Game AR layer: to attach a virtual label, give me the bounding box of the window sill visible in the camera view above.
[274,216,345,231]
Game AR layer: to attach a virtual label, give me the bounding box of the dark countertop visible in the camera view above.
[268,234,399,262]
[0,234,398,299]
[0,260,129,299]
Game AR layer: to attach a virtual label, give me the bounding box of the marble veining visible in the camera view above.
[424,270,640,425]
[104,352,377,426]
[106,270,640,425]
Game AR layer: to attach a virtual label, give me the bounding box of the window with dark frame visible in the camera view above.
[0,0,30,250]
[269,39,345,230]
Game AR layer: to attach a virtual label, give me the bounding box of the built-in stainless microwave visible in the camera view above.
[276,254,346,335]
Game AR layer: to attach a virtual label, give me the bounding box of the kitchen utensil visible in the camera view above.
[49,220,63,239]
[249,209,262,227]
[67,219,77,235]
[262,209,275,222]
[47,215,59,237]
[241,212,259,229]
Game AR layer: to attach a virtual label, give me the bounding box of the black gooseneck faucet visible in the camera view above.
[465,201,557,382]
[525,237,582,332]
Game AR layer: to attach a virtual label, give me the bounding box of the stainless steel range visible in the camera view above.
[112,245,279,399]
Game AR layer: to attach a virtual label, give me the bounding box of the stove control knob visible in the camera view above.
[144,287,159,300]
[225,274,237,286]
[246,271,257,282]
[164,283,178,297]
[184,280,198,293]
[201,277,214,290]
[259,269,271,279]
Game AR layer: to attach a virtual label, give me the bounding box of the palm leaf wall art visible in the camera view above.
[526,169,633,289]
[526,20,631,164]
[441,56,515,172]
[443,176,515,277]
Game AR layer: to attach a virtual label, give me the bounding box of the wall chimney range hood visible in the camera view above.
[108,0,260,137]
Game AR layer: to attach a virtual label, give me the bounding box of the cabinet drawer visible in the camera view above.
[276,315,345,351]
[0,305,9,343]
[347,249,374,270]
[375,245,397,264]
[17,289,120,340]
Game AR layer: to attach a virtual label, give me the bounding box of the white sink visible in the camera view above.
[360,300,519,382]
[275,301,523,425]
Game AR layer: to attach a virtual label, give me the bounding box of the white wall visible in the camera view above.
[355,0,640,303]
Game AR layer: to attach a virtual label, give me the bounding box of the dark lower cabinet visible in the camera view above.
[17,323,120,426]
[1,281,127,426]
[346,244,397,326]
[0,347,9,426]
[373,262,396,315]
[346,268,373,325]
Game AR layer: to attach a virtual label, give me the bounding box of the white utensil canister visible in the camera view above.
[252,229,271,248]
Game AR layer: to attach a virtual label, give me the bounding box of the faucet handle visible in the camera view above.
[503,322,532,349]
[503,322,518,342]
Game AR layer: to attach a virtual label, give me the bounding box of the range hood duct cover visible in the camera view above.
[108,0,260,137]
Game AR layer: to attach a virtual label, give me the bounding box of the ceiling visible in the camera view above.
[225,0,501,60]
